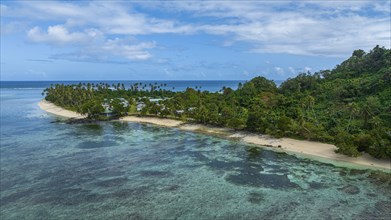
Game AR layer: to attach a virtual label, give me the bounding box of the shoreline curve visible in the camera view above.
[39,100,390,171]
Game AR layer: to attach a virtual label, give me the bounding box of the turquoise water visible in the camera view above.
[1,87,390,219]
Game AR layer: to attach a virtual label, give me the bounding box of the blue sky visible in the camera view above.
[1,0,390,81]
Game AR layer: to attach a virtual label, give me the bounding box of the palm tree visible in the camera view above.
[359,96,380,128]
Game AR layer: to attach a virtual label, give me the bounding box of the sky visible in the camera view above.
[1,0,390,81]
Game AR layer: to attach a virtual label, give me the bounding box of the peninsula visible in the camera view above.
[40,46,391,170]
[39,99,390,170]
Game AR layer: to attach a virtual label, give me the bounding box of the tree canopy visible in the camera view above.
[43,46,391,159]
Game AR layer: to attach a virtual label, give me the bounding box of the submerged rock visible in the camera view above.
[77,140,117,149]
[165,185,180,191]
[368,171,391,186]
[348,169,367,176]
[355,200,391,219]
[308,181,325,189]
[66,118,98,124]
[225,172,299,189]
[247,192,265,204]
[339,171,347,176]
[94,177,128,188]
[338,185,360,195]
[139,170,173,178]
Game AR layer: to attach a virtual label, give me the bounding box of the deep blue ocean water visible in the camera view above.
[0,80,247,92]
[0,82,390,219]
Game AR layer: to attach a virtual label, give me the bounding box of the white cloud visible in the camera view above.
[242,70,250,76]
[4,1,194,35]
[163,68,173,77]
[51,38,156,62]
[3,0,390,59]
[304,67,312,72]
[148,1,391,56]
[25,24,155,61]
[27,25,95,45]
[100,38,155,61]
[288,67,295,74]
[274,67,285,75]
[200,14,390,56]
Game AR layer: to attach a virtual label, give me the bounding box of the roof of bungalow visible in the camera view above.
[149,98,165,102]
[102,108,113,114]
[101,98,129,114]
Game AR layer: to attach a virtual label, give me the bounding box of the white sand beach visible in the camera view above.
[120,116,184,127]
[39,100,390,170]
[39,100,85,119]
[241,133,390,170]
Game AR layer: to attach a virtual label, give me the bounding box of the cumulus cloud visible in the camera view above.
[163,68,173,77]
[27,25,95,45]
[288,67,295,74]
[149,1,390,56]
[50,38,156,62]
[304,67,312,72]
[2,0,390,60]
[274,67,285,76]
[100,38,155,61]
[3,1,194,35]
[25,24,155,61]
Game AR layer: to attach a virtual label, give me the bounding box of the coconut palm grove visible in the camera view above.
[43,46,391,159]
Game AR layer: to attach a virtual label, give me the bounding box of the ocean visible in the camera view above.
[0,81,390,219]
[0,80,247,92]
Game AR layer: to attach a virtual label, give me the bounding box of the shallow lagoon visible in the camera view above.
[1,88,390,219]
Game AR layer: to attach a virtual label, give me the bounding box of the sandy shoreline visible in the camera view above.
[39,100,390,171]
[120,116,184,127]
[39,100,84,119]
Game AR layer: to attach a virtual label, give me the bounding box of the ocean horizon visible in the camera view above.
[0,80,285,92]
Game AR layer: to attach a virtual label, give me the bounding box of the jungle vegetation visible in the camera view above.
[43,46,391,159]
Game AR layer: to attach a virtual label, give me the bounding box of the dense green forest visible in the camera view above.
[43,46,391,159]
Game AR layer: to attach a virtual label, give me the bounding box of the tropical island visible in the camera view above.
[41,46,391,166]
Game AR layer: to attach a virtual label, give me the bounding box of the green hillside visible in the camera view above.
[43,46,391,159]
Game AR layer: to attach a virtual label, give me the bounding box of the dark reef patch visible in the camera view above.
[207,159,247,171]
[139,170,173,178]
[94,177,128,188]
[77,140,118,149]
[338,185,360,195]
[111,186,151,200]
[164,185,181,191]
[368,171,391,186]
[225,172,298,189]
[355,200,391,219]
[260,201,300,219]
[348,169,367,176]
[0,189,35,206]
[247,192,265,204]
[309,181,326,190]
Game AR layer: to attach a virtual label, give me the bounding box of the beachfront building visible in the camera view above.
[149,98,165,103]
[188,107,196,112]
[136,97,170,112]
[102,103,113,116]
[136,102,146,111]
[102,98,129,116]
